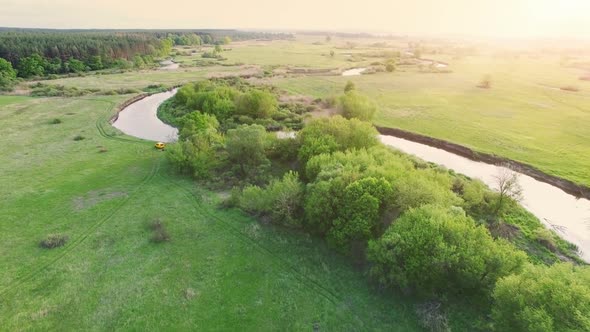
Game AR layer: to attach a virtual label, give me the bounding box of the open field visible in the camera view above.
[260,39,590,187]
[0,95,426,330]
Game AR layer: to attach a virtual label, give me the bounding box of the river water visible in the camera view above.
[112,89,179,143]
[342,68,367,76]
[380,135,590,262]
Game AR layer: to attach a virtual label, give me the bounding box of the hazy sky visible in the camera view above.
[1,0,589,39]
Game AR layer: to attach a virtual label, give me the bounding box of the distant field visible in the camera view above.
[266,46,590,187]
[0,95,423,330]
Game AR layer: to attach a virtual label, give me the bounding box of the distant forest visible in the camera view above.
[0,29,292,79]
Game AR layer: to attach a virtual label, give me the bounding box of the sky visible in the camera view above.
[1,0,590,39]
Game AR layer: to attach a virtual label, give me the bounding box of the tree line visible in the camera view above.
[0,29,292,87]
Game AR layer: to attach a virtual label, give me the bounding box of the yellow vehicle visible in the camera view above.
[155,142,166,150]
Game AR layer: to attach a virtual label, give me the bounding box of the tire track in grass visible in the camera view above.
[160,174,343,307]
[0,156,161,297]
[1,97,156,297]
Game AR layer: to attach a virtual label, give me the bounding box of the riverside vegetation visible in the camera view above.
[161,78,589,331]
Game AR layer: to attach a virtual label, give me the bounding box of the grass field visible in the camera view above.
[266,46,590,187]
[0,95,428,330]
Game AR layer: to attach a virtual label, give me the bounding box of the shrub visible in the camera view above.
[533,228,557,252]
[415,302,450,332]
[239,171,304,227]
[149,219,171,243]
[339,91,378,121]
[73,135,85,141]
[40,234,68,249]
[492,263,590,332]
[50,118,62,124]
[367,205,527,298]
[235,89,278,119]
[226,124,270,180]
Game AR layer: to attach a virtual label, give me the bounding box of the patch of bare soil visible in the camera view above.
[72,190,127,211]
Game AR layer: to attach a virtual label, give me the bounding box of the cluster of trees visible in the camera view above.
[160,79,301,132]
[166,80,589,331]
[0,30,174,78]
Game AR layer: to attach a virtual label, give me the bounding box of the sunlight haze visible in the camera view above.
[2,0,590,39]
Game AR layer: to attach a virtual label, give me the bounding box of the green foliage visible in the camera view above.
[65,58,87,73]
[328,177,393,251]
[492,263,590,332]
[239,171,304,227]
[297,116,378,164]
[178,112,220,141]
[17,54,46,78]
[167,112,222,180]
[0,57,17,90]
[226,124,270,180]
[395,170,460,211]
[339,91,378,121]
[368,205,527,298]
[344,80,355,93]
[235,89,278,118]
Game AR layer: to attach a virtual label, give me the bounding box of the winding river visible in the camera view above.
[112,89,179,142]
[112,90,590,262]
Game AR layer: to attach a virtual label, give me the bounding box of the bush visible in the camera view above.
[73,135,85,141]
[235,89,278,119]
[149,219,170,243]
[415,302,450,332]
[339,91,377,121]
[239,171,304,227]
[226,124,270,180]
[492,263,590,332]
[533,228,557,252]
[40,234,68,249]
[50,118,62,124]
[297,116,378,164]
[368,205,527,298]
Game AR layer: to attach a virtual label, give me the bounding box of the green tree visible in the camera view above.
[65,58,86,73]
[395,171,460,211]
[133,55,146,69]
[178,112,220,141]
[223,36,232,45]
[86,55,103,71]
[328,177,393,251]
[17,54,46,78]
[168,112,223,179]
[385,62,396,72]
[297,116,378,164]
[339,91,378,121]
[0,57,17,91]
[240,171,304,227]
[367,205,526,297]
[492,263,590,332]
[344,80,355,93]
[214,44,223,53]
[235,89,277,119]
[226,124,270,179]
